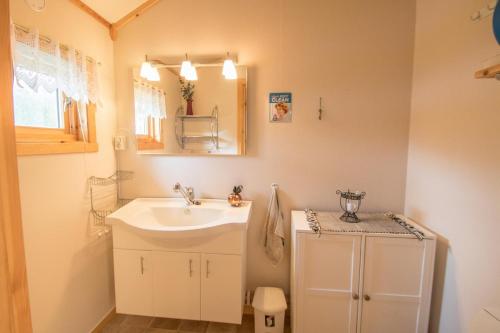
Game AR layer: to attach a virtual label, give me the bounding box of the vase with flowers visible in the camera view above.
[179,77,195,115]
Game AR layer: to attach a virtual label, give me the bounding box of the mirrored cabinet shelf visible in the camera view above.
[176,106,219,150]
[177,115,217,119]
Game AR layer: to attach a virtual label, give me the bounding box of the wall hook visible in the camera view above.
[318,97,323,120]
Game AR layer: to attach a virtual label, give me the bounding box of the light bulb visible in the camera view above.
[180,60,192,78]
[222,59,237,80]
[140,61,153,79]
[186,65,198,81]
[148,66,160,81]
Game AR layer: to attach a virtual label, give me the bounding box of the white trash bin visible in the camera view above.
[252,287,287,333]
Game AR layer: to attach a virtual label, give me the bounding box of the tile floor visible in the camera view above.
[101,314,291,333]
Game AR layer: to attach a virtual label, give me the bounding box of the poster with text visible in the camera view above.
[269,92,292,122]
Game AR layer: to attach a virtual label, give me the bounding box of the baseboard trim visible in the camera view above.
[91,307,116,333]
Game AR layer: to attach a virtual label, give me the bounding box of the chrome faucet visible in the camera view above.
[173,182,201,205]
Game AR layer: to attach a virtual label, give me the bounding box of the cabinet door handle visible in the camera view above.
[189,259,193,277]
[352,293,359,300]
[206,260,210,278]
[140,256,144,275]
[364,294,371,301]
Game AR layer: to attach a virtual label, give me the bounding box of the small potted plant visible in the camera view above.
[228,185,243,207]
[179,77,195,115]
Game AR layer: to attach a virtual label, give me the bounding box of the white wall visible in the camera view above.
[114,0,416,292]
[405,0,500,332]
[10,0,117,332]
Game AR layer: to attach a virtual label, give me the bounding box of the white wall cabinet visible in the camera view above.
[298,234,361,333]
[113,241,245,324]
[291,211,436,333]
[360,237,429,333]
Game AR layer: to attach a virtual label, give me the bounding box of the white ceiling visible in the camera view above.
[81,0,150,23]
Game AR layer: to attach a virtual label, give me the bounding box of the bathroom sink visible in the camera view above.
[106,198,252,237]
[110,198,250,322]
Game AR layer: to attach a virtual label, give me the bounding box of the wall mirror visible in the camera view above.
[132,63,247,155]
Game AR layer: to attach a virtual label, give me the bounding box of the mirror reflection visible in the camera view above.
[133,65,247,155]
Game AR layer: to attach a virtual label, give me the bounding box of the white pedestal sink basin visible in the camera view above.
[106,197,252,249]
[107,198,252,324]
[107,198,251,234]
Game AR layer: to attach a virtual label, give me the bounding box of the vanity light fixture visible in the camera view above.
[140,59,153,79]
[180,54,193,78]
[140,55,160,81]
[148,66,160,81]
[222,52,237,80]
[186,64,198,81]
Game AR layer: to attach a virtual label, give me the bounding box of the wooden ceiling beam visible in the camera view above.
[69,0,161,41]
[69,0,112,29]
[110,0,161,40]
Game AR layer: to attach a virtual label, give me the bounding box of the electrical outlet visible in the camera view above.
[114,136,127,151]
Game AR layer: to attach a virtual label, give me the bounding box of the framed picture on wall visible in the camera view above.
[269,92,292,122]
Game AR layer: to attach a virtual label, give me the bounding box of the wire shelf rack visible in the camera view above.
[90,198,132,225]
[88,171,134,186]
[88,170,134,231]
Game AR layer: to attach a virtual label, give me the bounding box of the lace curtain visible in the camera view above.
[134,81,167,120]
[11,24,100,105]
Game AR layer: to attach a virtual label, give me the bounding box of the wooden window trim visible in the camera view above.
[137,116,164,151]
[137,136,164,150]
[1,0,33,329]
[16,102,98,156]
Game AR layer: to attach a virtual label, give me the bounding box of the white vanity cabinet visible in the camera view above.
[291,211,436,333]
[201,253,243,323]
[114,249,244,323]
[107,199,251,324]
[152,251,201,320]
[111,224,247,324]
[113,249,153,316]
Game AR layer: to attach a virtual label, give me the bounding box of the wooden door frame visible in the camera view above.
[0,0,33,331]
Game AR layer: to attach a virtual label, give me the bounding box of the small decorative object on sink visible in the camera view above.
[228,185,243,207]
[180,77,195,115]
[336,189,366,223]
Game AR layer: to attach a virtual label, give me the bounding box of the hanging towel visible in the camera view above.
[264,183,285,265]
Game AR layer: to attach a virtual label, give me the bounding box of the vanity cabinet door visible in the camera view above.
[296,234,361,333]
[152,251,201,320]
[201,253,243,324]
[360,237,427,333]
[113,249,153,315]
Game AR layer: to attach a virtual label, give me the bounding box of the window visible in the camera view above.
[13,77,62,128]
[134,80,166,151]
[136,116,164,150]
[14,81,98,156]
[12,24,99,156]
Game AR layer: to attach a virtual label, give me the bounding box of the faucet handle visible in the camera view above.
[186,187,200,205]
[173,182,181,191]
[186,187,194,199]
